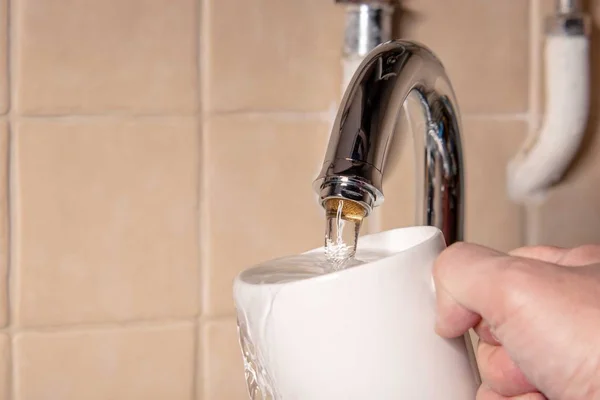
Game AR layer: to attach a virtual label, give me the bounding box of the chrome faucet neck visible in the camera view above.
[314,40,464,245]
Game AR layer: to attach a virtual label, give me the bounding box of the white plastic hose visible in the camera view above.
[508,35,590,202]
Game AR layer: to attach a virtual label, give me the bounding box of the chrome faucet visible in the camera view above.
[314,40,464,244]
[314,39,481,383]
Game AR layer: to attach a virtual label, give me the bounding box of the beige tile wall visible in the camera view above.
[0,0,597,398]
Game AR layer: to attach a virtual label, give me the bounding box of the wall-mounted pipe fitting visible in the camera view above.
[547,0,591,36]
[336,0,395,91]
[507,1,591,203]
[555,0,583,15]
[337,0,394,59]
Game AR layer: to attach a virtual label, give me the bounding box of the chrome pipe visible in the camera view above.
[555,0,582,14]
[548,0,590,36]
[338,1,394,59]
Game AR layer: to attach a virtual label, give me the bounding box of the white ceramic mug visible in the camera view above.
[234,226,480,399]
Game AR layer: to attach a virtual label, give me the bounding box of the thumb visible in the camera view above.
[433,242,517,338]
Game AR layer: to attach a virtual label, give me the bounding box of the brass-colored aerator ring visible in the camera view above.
[324,198,367,222]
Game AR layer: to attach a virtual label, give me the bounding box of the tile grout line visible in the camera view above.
[188,0,203,394]
[9,111,333,120]
[12,113,203,119]
[196,0,209,398]
[6,0,16,397]
[524,0,543,246]
[0,314,234,334]
[0,111,533,121]
[0,316,210,334]
[5,119,13,400]
[461,113,530,121]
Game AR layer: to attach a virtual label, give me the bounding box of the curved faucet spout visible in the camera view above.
[314,40,464,245]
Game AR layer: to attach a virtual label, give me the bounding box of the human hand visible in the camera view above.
[433,243,600,399]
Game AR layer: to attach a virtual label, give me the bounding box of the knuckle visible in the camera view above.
[567,244,600,265]
[433,241,467,273]
[501,257,536,286]
[491,257,541,326]
[509,244,564,263]
[443,241,471,258]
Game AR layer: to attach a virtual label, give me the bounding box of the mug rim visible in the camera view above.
[234,225,443,290]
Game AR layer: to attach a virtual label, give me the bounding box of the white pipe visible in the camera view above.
[507,34,590,202]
